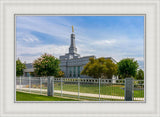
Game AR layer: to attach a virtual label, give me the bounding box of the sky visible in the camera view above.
[16,16,144,69]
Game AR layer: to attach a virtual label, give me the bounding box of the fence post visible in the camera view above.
[99,78,101,101]
[40,77,42,95]
[125,78,133,101]
[78,77,80,99]
[132,80,134,101]
[61,77,63,97]
[53,77,54,96]
[29,76,31,93]
[20,76,22,91]
[47,76,54,96]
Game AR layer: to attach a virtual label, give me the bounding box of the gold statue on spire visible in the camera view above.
[72,25,74,33]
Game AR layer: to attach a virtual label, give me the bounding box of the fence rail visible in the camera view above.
[16,77,144,101]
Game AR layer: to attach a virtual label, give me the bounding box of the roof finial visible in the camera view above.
[72,25,74,33]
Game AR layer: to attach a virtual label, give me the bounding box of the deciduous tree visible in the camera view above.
[16,59,26,76]
[117,58,139,78]
[136,69,144,80]
[33,53,60,77]
[81,57,117,79]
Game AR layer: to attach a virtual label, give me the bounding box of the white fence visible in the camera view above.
[16,77,144,101]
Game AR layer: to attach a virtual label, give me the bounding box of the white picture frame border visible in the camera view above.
[0,0,160,117]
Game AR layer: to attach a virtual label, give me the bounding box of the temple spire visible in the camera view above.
[69,26,77,54]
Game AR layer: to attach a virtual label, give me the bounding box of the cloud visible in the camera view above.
[135,57,144,61]
[76,37,143,57]
[17,32,40,43]
[17,44,69,63]
[16,16,72,41]
[91,40,116,46]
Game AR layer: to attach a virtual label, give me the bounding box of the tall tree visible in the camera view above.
[33,53,60,77]
[16,59,26,76]
[81,57,117,79]
[136,69,144,80]
[117,58,139,78]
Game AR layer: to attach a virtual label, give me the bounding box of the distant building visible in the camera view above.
[23,63,34,77]
[59,26,117,78]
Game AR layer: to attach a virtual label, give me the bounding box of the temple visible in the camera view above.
[23,26,117,79]
[59,26,117,78]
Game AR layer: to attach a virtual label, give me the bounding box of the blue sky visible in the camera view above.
[16,16,144,69]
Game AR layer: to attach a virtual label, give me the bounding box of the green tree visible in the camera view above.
[81,57,117,79]
[136,69,144,80]
[117,58,139,78]
[33,53,60,77]
[16,59,26,76]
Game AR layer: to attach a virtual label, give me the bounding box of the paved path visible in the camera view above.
[17,87,144,101]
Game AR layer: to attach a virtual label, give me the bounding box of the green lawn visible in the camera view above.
[16,91,78,101]
[18,82,144,101]
[54,83,144,98]
[17,91,125,101]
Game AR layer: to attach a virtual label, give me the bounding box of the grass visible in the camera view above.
[25,82,144,98]
[54,83,144,97]
[16,91,78,101]
[18,82,144,101]
[17,91,124,101]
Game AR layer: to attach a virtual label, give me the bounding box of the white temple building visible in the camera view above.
[59,26,117,78]
[23,26,117,79]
